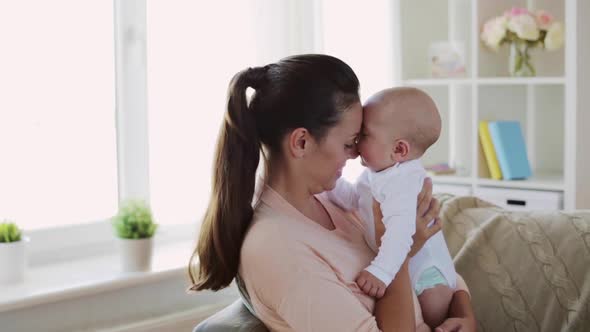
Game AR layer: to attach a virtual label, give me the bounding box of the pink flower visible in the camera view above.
[535,10,554,30]
[481,8,563,53]
[504,7,531,17]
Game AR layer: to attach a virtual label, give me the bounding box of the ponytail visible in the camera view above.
[188,66,267,291]
[188,54,360,292]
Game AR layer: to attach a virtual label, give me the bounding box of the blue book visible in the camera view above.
[488,121,532,180]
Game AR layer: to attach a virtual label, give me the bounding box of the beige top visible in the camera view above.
[239,186,468,332]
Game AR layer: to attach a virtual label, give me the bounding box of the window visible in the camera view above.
[147,0,265,226]
[0,0,398,232]
[319,0,397,181]
[0,1,117,230]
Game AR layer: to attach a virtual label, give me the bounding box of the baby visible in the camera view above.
[328,87,457,328]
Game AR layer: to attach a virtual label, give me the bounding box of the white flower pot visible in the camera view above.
[118,237,153,272]
[0,237,29,284]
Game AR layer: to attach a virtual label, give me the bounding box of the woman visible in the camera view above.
[189,54,475,331]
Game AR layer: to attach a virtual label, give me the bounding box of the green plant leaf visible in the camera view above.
[111,199,158,239]
[0,221,22,243]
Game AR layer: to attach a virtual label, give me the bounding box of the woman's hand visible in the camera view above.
[409,177,442,257]
[435,317,477,332]
[436,289,477,332]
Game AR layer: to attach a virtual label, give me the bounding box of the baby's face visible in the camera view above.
[357,106,398,172]
[357,88,441,172]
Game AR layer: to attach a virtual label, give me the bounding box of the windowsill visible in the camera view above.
[0,237,196,313]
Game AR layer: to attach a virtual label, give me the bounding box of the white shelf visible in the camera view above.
[394,0,582,209]
[431,172,564,191]
[404,78,472,86]
[403,77,566,86]
[476,172,564,191]
[476,77,566,85]
[429,175,473,185]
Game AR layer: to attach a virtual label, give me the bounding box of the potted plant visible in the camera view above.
[111,199,158,272]
[0,220,29,283]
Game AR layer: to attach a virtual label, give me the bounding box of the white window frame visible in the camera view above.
[27,0,321,265]
[25,0,192,265]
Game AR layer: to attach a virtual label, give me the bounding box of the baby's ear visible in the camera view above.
[391,139,411,161]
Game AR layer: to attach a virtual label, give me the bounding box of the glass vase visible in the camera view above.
[509,42,536,77]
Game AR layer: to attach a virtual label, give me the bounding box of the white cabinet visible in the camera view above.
[474,187,563,211]
[393,0,585,210]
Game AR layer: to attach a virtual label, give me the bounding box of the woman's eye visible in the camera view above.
[345,138,357,148]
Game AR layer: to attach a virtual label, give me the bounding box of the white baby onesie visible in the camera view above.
[325,160,457,290]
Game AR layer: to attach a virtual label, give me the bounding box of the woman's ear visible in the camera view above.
[287,128,310,158]
[390,139,410,162]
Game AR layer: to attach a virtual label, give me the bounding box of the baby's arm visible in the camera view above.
[325,177,361,211]
[365,177,421,287]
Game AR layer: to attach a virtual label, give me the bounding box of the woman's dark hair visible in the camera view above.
[188,54,360,291]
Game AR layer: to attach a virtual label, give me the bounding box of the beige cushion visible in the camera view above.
[438,194,590,332]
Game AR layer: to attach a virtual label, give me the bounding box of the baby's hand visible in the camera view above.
[355,270,386,298]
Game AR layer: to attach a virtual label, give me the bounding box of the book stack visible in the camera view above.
[479,121,532,180]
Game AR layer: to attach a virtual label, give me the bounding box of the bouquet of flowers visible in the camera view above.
[481,8,564,76]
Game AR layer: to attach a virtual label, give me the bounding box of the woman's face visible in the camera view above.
[305,102,362,192]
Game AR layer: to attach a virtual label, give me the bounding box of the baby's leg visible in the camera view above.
[414,266,454,328]
[418,284,453,328]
